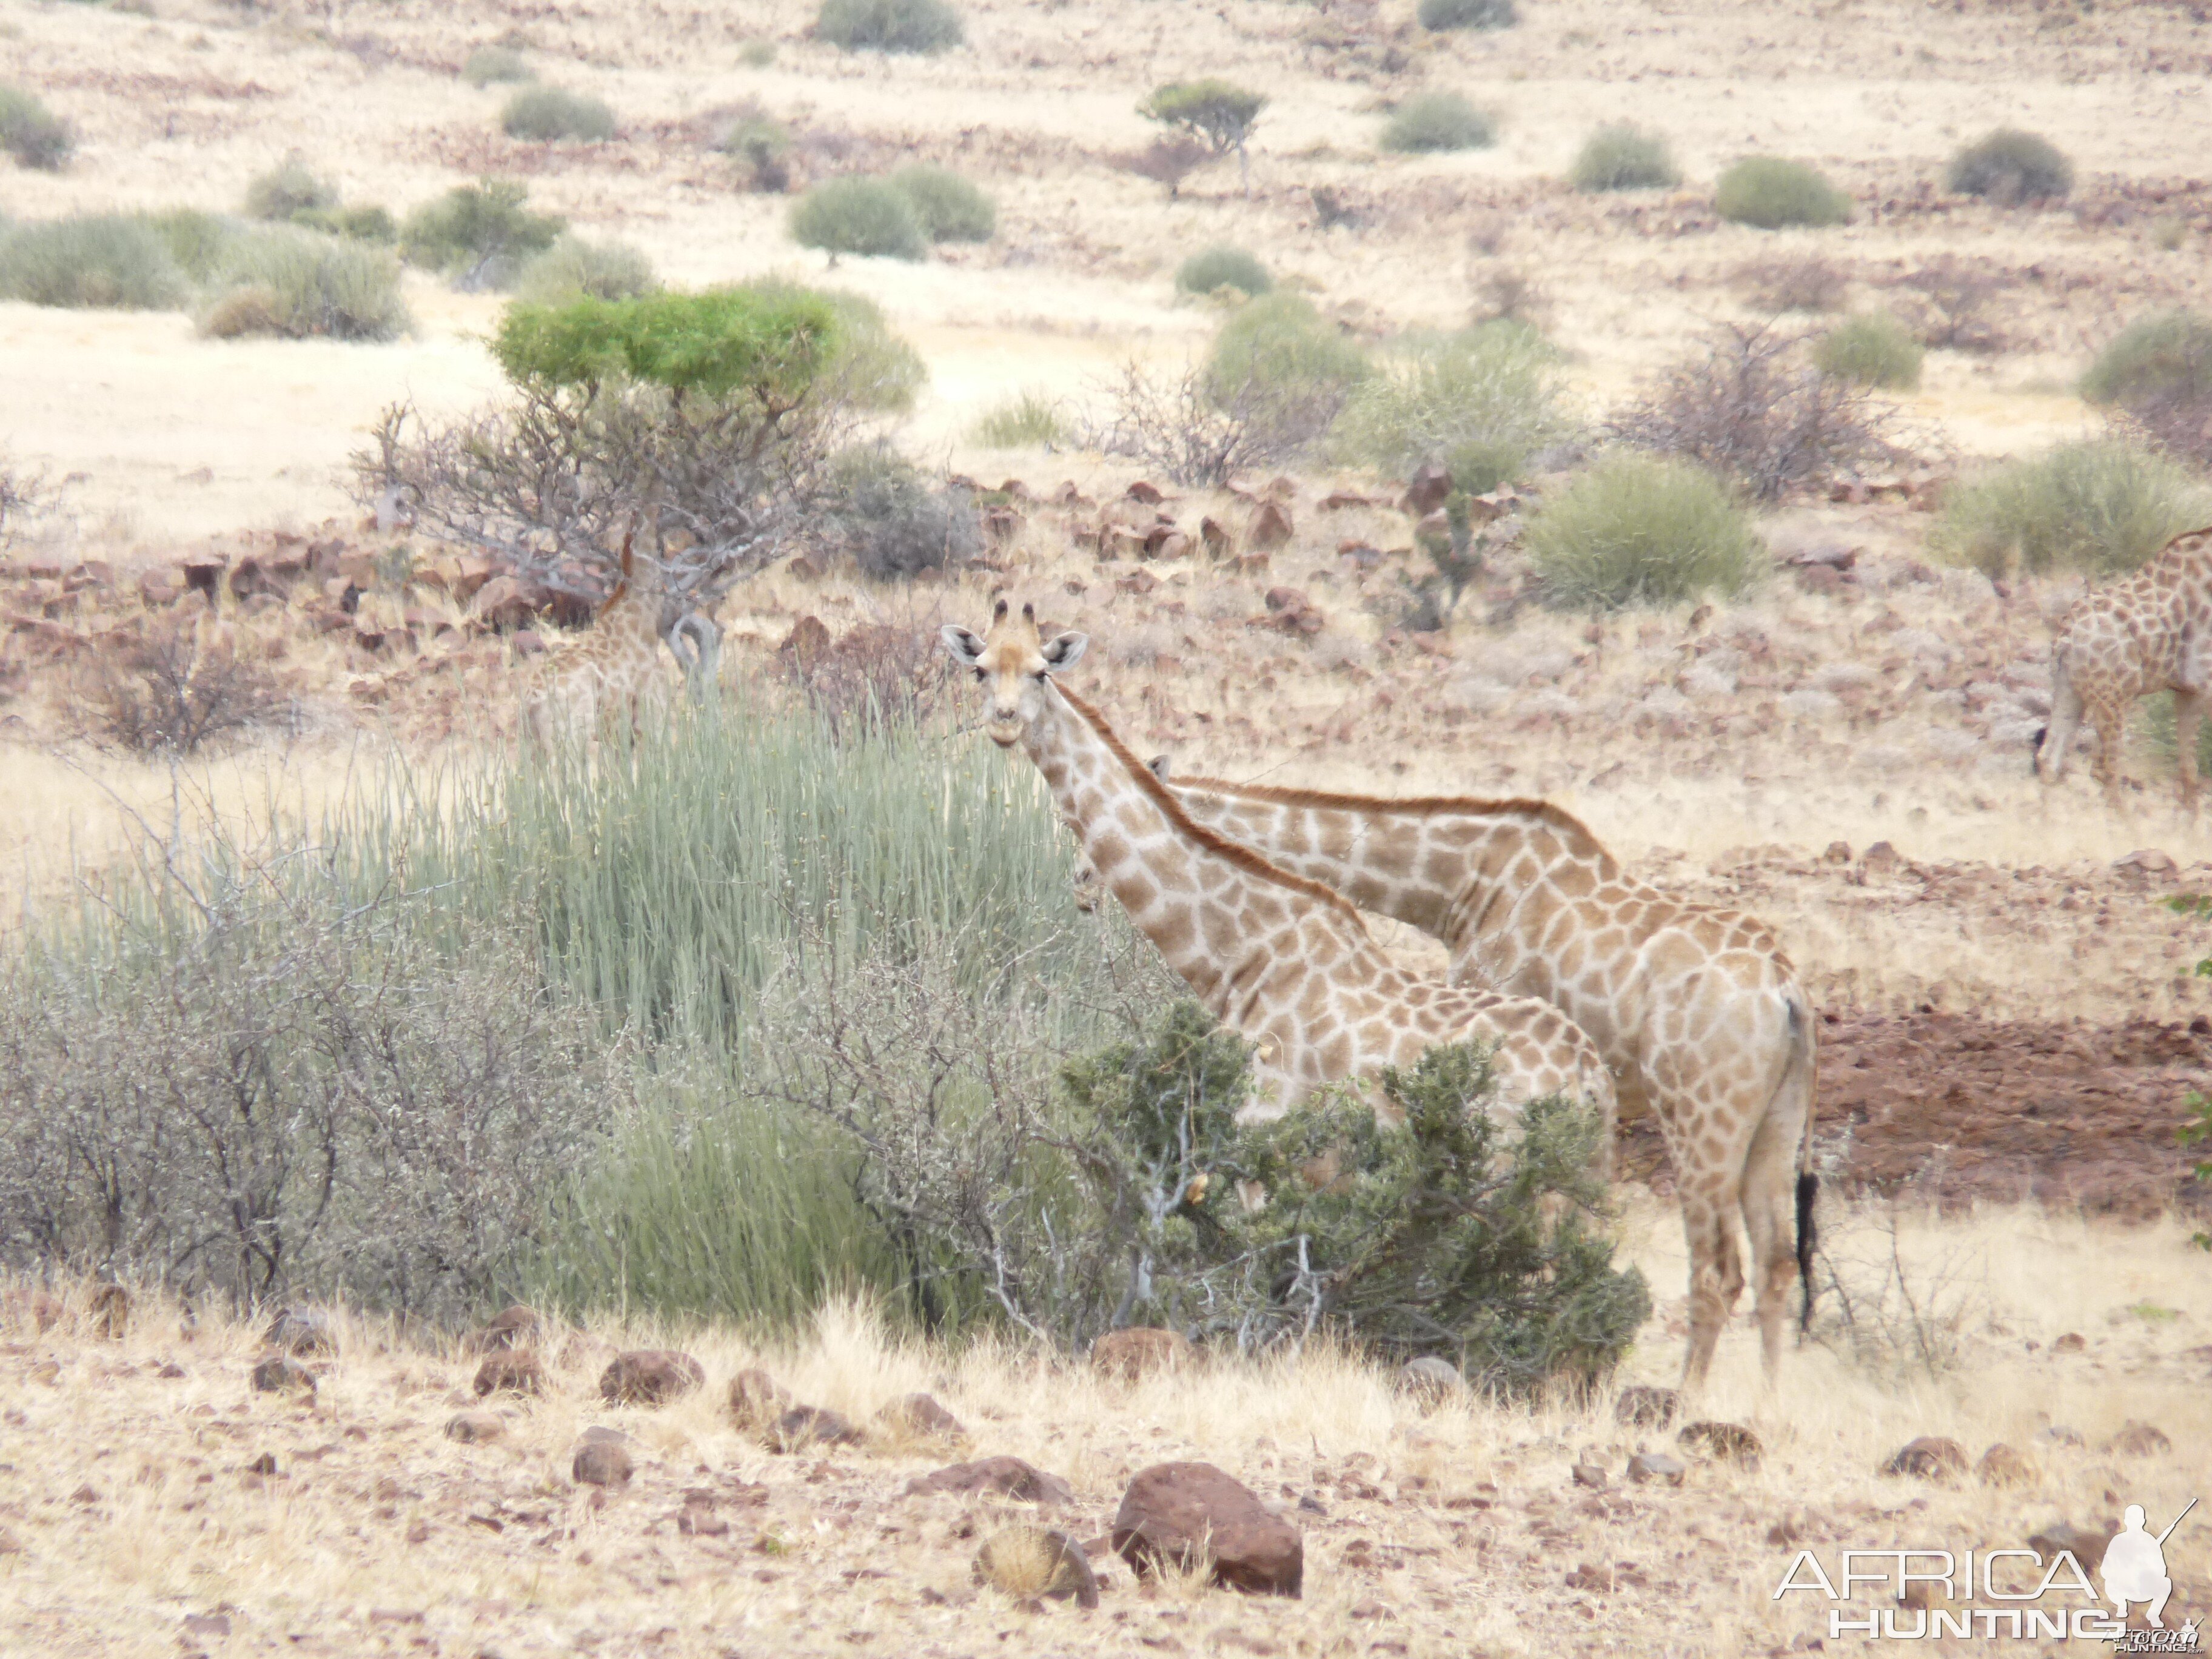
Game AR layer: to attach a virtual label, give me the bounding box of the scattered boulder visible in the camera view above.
[88,1284,129,1340]
[571,1427,635,1488]
[264,1307,336,1357]
[1248,501,1295,551]
[473,1350,543,1398]
[598,1349,705,1407]
[1615,1386,1678,1429]
[251,1355,317,1396]
[728,1367,793,1431]
[1977,1444,2037,1487]
[1626,1452,1685,1487]
[1564,1561,1615,1593]
[471,576,542,632]
[1396,1356,1463,1407]
[444,1412,506,1445]
[1199,517,1233,559]
[1677,1421,1761,1467]
[2028,1520,2117,1563]
[905,1456,1075,1506]
[1882,1437,1968,1482]
[1399,462,1452,518]
[1125,480,1164,505]
[973,1525,1100,1609]
[465,1305,540,1354]
[1112,1461,1302,1597]
[1571,1463,1609,1490]
[2051,1332,2087,1353]
[1091,1327,1190,1383]
[769,1405,865,1453]
[2103,1420,2171,1457]
[874,1392,967,1443]
[2037,1424,2086,1448]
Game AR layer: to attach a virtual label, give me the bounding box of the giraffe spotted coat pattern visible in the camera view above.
[2039,526,2212,809]
[1164,772,1815,1390]
[520,537,675,743]
[941,602,1617,1140]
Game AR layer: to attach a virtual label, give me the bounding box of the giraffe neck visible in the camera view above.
[581,575,662,663]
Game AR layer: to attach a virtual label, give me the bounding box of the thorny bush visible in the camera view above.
[73,618,289,756]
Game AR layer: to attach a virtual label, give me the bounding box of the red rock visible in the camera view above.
[474,1351,543,1398]
[728,1367,793,1430]
[251,1355,316,1395]
[874,1392,967,1442]
[2103,1420,2171,1456]
[1248,501,1294,550]
[571,1427,634,1488]
[465,1305,540,1353]
[599,1349,705,1406]
[1112,1462,1302,1597]
[1976,1443,2036,1487]
[444,1412,506,1444]
[1125,481,1164,504]
[904,1456,1074,1505]
[1678,1421,1761,1466]
[973,1525,1099,1607]
[769,1405,863,1452]
[1882,1436,1968,1481]
[1090,1327,1190,1382]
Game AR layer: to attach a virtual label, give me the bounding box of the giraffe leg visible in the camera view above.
[2036,664,2083,783]
[2174,689,2204,814]
[1680,1181,1744,1392]
[1739,1096,1808,1390]
[2087,695,2129,807]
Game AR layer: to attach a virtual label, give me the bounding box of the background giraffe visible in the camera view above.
[520,534,678,744]
[2037,526,2212,809]
[941,601,1618,1144]
[1162,770,1815,1390]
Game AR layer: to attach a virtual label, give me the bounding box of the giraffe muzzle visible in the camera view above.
[986,710,1024,745]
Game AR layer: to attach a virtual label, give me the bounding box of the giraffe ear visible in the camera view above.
[1040,632,1088,672]
[940,625,987,667]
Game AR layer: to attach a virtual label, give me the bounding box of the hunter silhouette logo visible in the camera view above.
[2103,1501,2193,1630]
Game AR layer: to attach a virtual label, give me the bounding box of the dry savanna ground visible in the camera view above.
[5,0,2212,1652]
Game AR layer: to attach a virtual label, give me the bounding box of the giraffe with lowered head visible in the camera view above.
[943,601,1618,1139]
[1158,765,1816,1390]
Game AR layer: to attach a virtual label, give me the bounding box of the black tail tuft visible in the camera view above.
[1795,1171,1819,1330]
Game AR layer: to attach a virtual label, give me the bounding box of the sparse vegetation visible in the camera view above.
[0,84,74,172]
[244,153,338,223]
[1381,91,1494,155]
[1932,438,2212,577]
[1737,255,1849,313]
[789,178,927,261]
[199,226,411,342]
[971,390,1069,447]
[1141,80,1266,193]
[1715,156,1852,229]
[461,45,533,87]
[142,209,239,282]
[816,0,964,54]
[1570,123,1678,192]
[1095,362,1284,488]
[0,215,187,310]
[1946,127,2072,205]
[887,166,996,243]
[1175,245,1271,299]
[1418,0,1516,31]
[398,181,565,289]
[1205,293,1370,458]
[1815,312,1923,390]
[1118,134,1210,199]
[501,85,617,142]
[2080,309,2212,408]
[741,39,779,67]
[820,446,982,580]
[1527,453,1763,611]
[514,234,658,304]
[1332,321,1570,494]
[722,113,791,193]
[72,618,289,754]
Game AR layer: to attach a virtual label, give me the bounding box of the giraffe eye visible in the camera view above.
[973,666,986,682]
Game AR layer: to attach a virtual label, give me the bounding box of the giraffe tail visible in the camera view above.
[1781,992,1820,1332]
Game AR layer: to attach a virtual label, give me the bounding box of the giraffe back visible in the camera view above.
[2053,526,2212,700]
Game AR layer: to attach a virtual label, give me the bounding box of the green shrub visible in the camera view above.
[1418,0,1515,29]
[722,115,791,192]
[1331,320,1569,492]
[816,0,964,53]
[2080,310,2212,407]
[1814,312,1922,390]
[245,152,338,221]
[1207,293,1367,411]
[493,287,839,399]
[971,390,1068,447]
[1139,80,1266,160]
[327,203,398,244]
[789,177,926,260]
[1931,440,2212,578]
[462,45,534,87]
[1175,244,1270,298]
[514,234,658,304]
[1715,156,1852,229]
[142,208,238,281]
[199,226,411,342]
[0,215,186,310]
[0,84,75,172]
[1946,127,2072,204]
[822,446,982,579]
[399,181,565,287]
[1527,453,1761,611]
[1381,91,1494,155]
[501,85,617,143]
[1570,123,1678,192]
[811,286,927,412]
[888,166,995,243]
[740,39,779,67]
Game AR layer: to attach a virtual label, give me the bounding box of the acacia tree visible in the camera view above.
[1140,80,1267,197]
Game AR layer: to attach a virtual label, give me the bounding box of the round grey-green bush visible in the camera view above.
[0,215,187,310]
[1175,245,1270,299]
[463,45,534,87]
[1,84,75,172]
[1418,0,1515,30]
[1715,157,1851,229]
[1527,454,1762,611]
[817,0,964,53]
[1946,128,2072,205]
[199,226,411,343]
[514,235,659,303]
[888,166,995,243]
[789,178,927,261]
[1932,440,2212,578]
[501,85,617,143]
[2079,310,2212,407]
[1570,124,1678,192]
[1381,92,1494,155]
[1814,312,1922,390]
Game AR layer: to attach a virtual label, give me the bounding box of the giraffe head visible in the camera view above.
[940,599,1088,746]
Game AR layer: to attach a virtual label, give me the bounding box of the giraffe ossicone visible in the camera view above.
[940,598,1617,1144]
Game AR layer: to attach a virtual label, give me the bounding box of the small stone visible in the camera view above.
[571,1429,634,1489]
[2103,1420,2171,1457]
[0,1526,21,1556]
[246,1452,279,1477]
[1125,481,1164,505]
[181,1613,232,1638]
[973,1525,1099,1609]
[473,1350,543,1398]
[1571,1463,1608,1490]
[2029,1520,2116,1563]
[598,1349,704,1407]
[1349,1597,1390,1620]
[264,1307,336,1356]
[465,1305,540,1353]
[2051,1332,2087,1353]
[904,1456,1076,1506]
[1091,1327,1191,1383]
[1614,1386,1678,1429]
[769,1405,864,1453]
[2037,1424,2086,1447]
[444,1412,506,1445]
[1677,1421,1761,1467]
[1883,1437,1968,1482]
[1564,1561,1615,1594]
[1396,1356,1463,1407]
[251,1355,316,1395]
[1626,1453,1685,1486]
[677,1499,729,1538]
[1977,1444,2036,1487]
[875,1392,967,1443]
[728,1367,793,1430]
[1247,501,1294,551]
[1113,1461,1302,1597]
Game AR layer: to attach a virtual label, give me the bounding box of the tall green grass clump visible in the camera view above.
[1815,312,1922,389]
[888,166,996,243]
[1381,91,1494,154]
[817,0,964,53]
[463,45,534,87]
[199,226,411,342]
[1715,156,1851,229]
[789,178,927,260]
[143,209,239,282]
[1946,127,2071,204]
[245,153,338,222]
[0,215,186,310]
[2080,310,2212,407]
[501,85,617,142]
[1332,321,1569,492]
[1571,123,1678,192]
[1932,440,2212,578]
[1,84,76,172]
[1527,454,1761,611]
[514,234,658,303]
[1418,0,1515,30]
[971,390,1068,447]
[400,181,565,287]
[1206,292,1368,412]
[1175,244,1270,299]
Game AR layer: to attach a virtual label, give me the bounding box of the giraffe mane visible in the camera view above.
[1171,776,1623,873]
[1052,686,1375,930]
